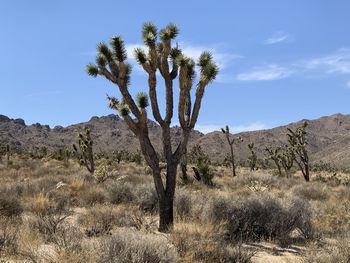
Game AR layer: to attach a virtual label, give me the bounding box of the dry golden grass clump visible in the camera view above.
[1,156,350,262]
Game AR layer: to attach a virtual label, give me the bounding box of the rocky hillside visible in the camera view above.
[1,113,350,167]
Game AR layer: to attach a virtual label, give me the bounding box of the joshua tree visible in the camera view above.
[86,22,219,231]
[287,121,309,181]
[73,127,95,174]
[247,143,258,171]
[278,146,294,178]
[221,125,243,177]
[265,146,283,176]
[189,144,214,186]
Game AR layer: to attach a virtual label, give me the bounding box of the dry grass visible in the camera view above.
[0,158,350,262]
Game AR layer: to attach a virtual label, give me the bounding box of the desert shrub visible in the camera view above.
[79,205,120,237]
[313,200,350,236]
[47,190,73,210]
[106,182,136,205]
[171,221,253,262]
[204,196,234,223]
[292,183,330,201]
[51,225,84,250]
[304,236,350,263]
[193,245,255,263]
[206,194,313,246]
[175,190,192,219]
[0,216,20,254]
[92,228,177,263]
[27,193,71,242]
[0,194,22,217]
[133,183,158,213]
[78,186,107,206]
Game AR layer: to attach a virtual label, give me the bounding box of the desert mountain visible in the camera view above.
[1,113,350,167]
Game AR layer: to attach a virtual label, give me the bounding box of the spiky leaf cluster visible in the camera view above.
[118,104,130,116]
[170,46,182,61]
[221,125,229,134]
[107,95,119,110]
[159,23,179,41]
[136,92,149,109]
[142,22,157,46]
[97,42,113,62]
[86,63,99,77]
[134,48,147,65]
[110,36,127,62]
[198,52,219,83]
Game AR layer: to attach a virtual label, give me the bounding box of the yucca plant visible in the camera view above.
[221,125,243,177]
[87,22,219,232]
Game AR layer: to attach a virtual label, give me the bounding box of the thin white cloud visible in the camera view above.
[264,31,291,45]
[180,43,242,70]
[236,65,293,81]
[195,122,268,134]
[302,48,350,74]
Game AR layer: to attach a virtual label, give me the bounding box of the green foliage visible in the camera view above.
[159,23,179,41]
[136,92,149,109]
[142,22,157,46]
[96,54,107,68]
[117,104,130,117]
[198,51,213,68]
[170,46,182,61]
[86,63,99,77]
[110,35,127,62]
[133,48,147,65]
[97,42,113,62]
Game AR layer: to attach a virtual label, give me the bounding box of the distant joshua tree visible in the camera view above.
[287,121,309,181]
[278,146,294,178]
[73,127,95,174]
[247,143,258,171]
[221,125,243,177]
[86,22,219,231]
[265,146,283,176]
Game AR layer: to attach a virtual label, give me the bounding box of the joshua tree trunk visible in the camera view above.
[87,23,219,232]
[296,160,309,182]
[230,145,236,177]
[180,148,188,183]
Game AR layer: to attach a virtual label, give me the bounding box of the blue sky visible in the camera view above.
[1,0,350,134]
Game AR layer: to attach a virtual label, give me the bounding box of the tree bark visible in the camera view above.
[158,162,177,232]
[229,144,236,177]
[158,194,174,232]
